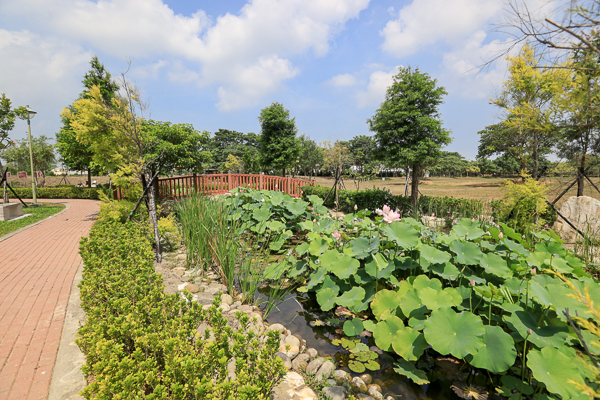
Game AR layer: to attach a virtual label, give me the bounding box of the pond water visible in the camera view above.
[258,288,487,400]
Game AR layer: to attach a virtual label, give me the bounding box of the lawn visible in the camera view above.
[309,175,600,208]
[0,202,66,237]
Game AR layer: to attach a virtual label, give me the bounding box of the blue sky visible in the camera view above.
[0,0,554,160]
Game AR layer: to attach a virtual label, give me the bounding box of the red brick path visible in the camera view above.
[0,200,99,400]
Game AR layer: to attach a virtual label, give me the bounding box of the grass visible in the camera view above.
[309,175,600,208]
[0,202,66,237]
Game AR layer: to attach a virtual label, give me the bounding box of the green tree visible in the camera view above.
[368,66,451,207]
[208,129,260,172]
[56,56,119,186]
[258,102,299,176]
[1,135,56,186]
[0,93,19,202]
[142,120,212,175]
[347,135,376,173]
[297,134,323,178]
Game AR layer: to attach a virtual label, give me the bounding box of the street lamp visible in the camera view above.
[25,106,37,205]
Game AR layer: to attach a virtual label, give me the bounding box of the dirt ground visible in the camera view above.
[308,175,600,209]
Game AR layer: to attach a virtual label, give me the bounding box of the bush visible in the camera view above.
[78,220,286,399]
[9,186,103,199]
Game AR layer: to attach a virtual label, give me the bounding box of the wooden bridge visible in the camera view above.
[152,173,314,200]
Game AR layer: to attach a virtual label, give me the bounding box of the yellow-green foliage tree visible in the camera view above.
[224,154,241,172]
[487,45,571,179]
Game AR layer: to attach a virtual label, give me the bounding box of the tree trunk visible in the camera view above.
[87,167,92,188]
[146,172,162,263]
[1,161,7,203]
[577,164,585,197]
[410,165,420,209]
[282,168,286,177]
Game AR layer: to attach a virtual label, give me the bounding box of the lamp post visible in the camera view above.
[25,106,37,205]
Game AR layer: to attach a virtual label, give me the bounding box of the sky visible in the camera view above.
[0,0,558,160]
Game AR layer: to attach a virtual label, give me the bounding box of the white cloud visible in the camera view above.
[355,66,400,108]
[381,0,501,58]
[0,0,370,110]
[326,73,358,87]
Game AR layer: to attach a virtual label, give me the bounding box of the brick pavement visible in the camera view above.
[0,199,99,400]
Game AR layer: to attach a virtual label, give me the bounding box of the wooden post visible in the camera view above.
[193,173,197,194]
[286,176,290,195]
[228,171,232,191]
[259,173,264,191]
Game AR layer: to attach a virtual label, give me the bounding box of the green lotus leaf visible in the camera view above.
[424,308,485,359]
[503,239,529,256]
[348,360,366,373]
[451,222,486,240]
[313,204,328,214]
[373,316,404,352]
[316,287,339,311]
[505,311,569,348]
[399,288,428,319]
[329,253,360,280]
[286,200,308,216]
[343,318,364,336]
[306,267,327,290]
[391,326,427,361]
[528,347,585,399]
[365,253,390,278]
[363,320,377,332]
[350,236,379,259]
[371,289,401,320]
[252,205,271,222]
[465,325,517,373]
[365,360,380,371]
[294,242,310,256]
[528,281,553,307]
[393,359,429,385]
[382,221,419,249]
[308,237,330,256]
[411,274,443,291]
[549,257,573,274]
[480,252,513,279]
[539,283,591,323]
[535,241,566,257]
[427,261,461,280]
[336,287,366,310]
[419,287,462,312]
[450,240,483,265]
[318,249,339,267]
[419,244,451,264]
[266,220,284,232]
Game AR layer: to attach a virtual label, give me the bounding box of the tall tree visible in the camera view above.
[2,135,56,186]
[258,102,299,176]
[297,134,322,178]
[489,45,569,179]
[56,56,119,186]
[368,66,451,207]
[0,93,18,202]
[208,129,260,172]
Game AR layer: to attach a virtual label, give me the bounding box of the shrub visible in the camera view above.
[78,220,286,399]
[10,186,103,199]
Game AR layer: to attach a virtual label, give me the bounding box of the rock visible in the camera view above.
[290,386,318,400]
[359,373,372,385]
[356,395,375,400]
[196,292,215,305]
[219,303,230,313]
[227,358,236,380]
[332,369,350,384]
[368,384,382,394]
[247,313,264,333]
[272,372,305,399]
[238,305,253,313]
[292,354,310,372]
[305,357,324,375]
[554,196,600,242]
[268,323,286,334]
[326,379,337,387]
[180,275,191,282]
[174,270,185,277]
[306,348,318,360]
[177,254,187,260]
[315,361,335,382]
[351,377,368,393]
[276,352,293,370]
[184,284,200,293]
[322,386,346,400]
[385,397,395,400]
[221,293,233,305]
[196,322,215,341]
[367,385,383,400]
[177,282,189,291]
[232,301,242,308]
[283,335,301,348]
[369,346,383,355]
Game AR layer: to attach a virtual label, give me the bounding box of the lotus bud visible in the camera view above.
[354,204,358,211]
[527,328,532,335]
[313,219,317,222]
[531,268,537,275]
[470,279,476,287]
[499,232,504,239]
[522,235,525,239]
[332,230,341,240]
[471,218,475,223]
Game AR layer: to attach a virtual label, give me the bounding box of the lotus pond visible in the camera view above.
[176,188,600,400]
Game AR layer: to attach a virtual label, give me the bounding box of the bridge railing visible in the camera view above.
[154,172,314,200]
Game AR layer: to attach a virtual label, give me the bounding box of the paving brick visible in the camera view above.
[0,199,99,398]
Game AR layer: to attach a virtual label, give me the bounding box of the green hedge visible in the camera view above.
[78,220,285,399]
[8,186,104,199]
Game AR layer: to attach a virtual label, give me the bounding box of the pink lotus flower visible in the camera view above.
[499,232,504,239]
[383,209,401,224]
[531,268,537,275]
[332,230,341,240]
[354,204,358,211]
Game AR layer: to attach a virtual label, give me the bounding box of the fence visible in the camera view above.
[113,173,314,200]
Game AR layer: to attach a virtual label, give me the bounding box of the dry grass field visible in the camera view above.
[309,175,600,209]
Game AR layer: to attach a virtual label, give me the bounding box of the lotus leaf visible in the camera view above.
[528,347,585,399]
[373,316,404,351]
[350,236,380,259]
[267,220,284,232]
[408,315,426,330]
[427,261,461,280]
[307,267,327,290]
[411,275,443,291]
[363,320,376,332]
[365,253,389,278]
[343,318,364,336]
[424,308,485,359]
[294,242,310,256]
[419,244,451,264]
[308,237,330,256]
[451,222,486,240]
[505,311,569,348]
[535,241,566,257]
[318,249,339,268]
[528,281,553,307]
[364,360,380,371]
[348,360,366,373]
[450,240,483,265]
[503,239,529,256]
[500,376,534,395]
[391,326,427,361]
[371,289,401,320]
[465,325,517,373]
[262,261,288,280]
[336,287,366,310]
[252,206,271,222]
[399,288,428,319]
[382,221,419,249]
[393,359,429,385]
[316,287,339,311]
[288,260,308,278]
[480,253,512,279]
[329,253,360,280]
[419,287,462,311]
